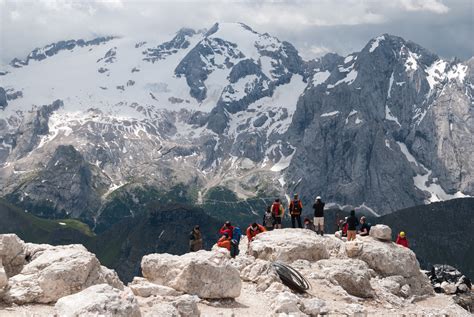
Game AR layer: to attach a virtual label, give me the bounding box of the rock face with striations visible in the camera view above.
[248,229,335,262]
[54,284,141,317]
[1,235,123,304]
[141,249,241,299]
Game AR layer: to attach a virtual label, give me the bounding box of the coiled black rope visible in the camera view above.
[272,261,311,293]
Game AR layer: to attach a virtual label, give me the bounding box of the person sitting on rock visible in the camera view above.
[359,216,371,236]
[246,223,266,243]
[346,210,359,241]
[271,199,284,229]
[189,225,203,252]
[289,194,303,228]
[219,221,234,239]
[396,231,409,248]
[304,217,316,231]
[217,233,232,251]
[263,206,275,231]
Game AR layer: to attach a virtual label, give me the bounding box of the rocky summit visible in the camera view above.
[0,228,472,316]
[0,22,472,230]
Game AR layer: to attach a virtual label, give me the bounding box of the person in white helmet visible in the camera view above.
[312,196,325,236]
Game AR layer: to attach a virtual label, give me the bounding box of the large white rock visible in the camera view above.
[300,298,328,316]
[55,284,141,317]
[0,234,26,277]
[4,244,123,304]
[0,259,7,290]
[141,250,241,299]
[129,277,182,297]
[349,237,432,296]
[314,259,375,298]
[369,225,392,241]
[248,229,333,262]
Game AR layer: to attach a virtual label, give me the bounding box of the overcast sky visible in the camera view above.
[1,0,473,64]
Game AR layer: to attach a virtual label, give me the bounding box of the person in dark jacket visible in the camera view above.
[346,210,359,241]
[359,216,371,236]
[189,225,203,252]
[312,196,325,236]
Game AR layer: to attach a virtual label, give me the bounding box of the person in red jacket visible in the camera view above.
[217,233,231,251]
[246,223,266,242]
[396,231,409,248]
[219,221,234,239]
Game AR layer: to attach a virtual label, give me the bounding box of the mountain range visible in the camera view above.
[0,22,473,231]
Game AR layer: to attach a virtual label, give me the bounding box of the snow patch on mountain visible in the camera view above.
[369,35,385,53]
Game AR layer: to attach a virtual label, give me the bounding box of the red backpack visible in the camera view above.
[272,203,280,216]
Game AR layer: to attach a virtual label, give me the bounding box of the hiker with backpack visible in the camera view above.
[312,196,325,236]
[263,206,275,231]
[219,221,234,238]
[271,198,285,229]
[189,225,203,252]
[346,210,359,241]
[289,194,303,228]
[359,216,371,236]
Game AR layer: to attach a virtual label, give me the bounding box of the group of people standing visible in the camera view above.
[262,194,326,235]
[189,194,410,255]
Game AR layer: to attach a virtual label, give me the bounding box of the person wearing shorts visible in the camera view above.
[312,196,325,236]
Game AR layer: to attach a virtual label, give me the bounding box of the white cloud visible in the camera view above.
[399,0,450,14]
[0,0,469,65]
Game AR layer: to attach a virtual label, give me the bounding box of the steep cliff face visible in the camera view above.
[0,25,472,225]
[286,34,472,214]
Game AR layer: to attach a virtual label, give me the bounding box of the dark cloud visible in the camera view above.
[0,0,472,64]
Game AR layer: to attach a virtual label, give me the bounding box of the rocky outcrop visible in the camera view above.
[0,228,471,316]
[0,260,7,290]
[129,277,182,297]
[2,237,123,304]
[0,234,26,277]
[141,250,241,298]
[314,259,375,298]
[54,284,141,317]
[248,229,333,262]
[347,236,432,296]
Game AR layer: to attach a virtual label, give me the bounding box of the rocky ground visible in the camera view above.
[0,226,471,316]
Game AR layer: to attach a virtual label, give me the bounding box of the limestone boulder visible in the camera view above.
[0,260,7,290]
[55,284,140,317]
[3,244,123,304]
[369,225,392,241]
[300,298,328,316]
[248,229,331,262]
[0,234,27,277]
[315,259,375,298]
[141,250,241,299]
[129,277,182,297]
[352,237,432,296]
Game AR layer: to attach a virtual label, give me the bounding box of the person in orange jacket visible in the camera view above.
[246,223,266,242]
[217,233,232,251]
[396,231,409,248]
